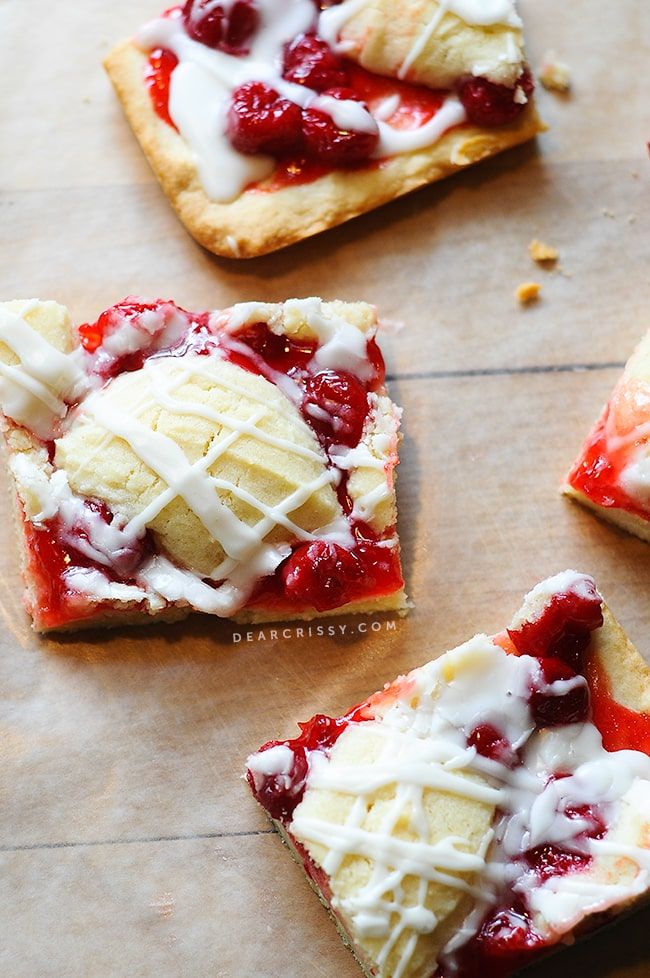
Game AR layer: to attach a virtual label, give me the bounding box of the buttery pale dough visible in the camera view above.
[337,0,525,88]
[103,38,544,259]
[293,719,494,978]
[55,357,341,576]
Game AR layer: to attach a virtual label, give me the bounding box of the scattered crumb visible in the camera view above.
[631,170,640,179]
[628,214,638,225]
[150,892,176,919]
[516,282,542,305]
[601,207,616,219]
[538,51,571,93]
[529,239,559,264]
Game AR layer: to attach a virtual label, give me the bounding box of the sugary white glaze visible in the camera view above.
[136,1,468,202]
[249,576,650,978]
[8,300,395,618]
[619,449,650,506]
[0,302,87,439]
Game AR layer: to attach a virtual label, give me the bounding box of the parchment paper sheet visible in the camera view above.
[2,1,650,975]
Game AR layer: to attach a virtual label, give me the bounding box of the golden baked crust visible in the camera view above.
[104,38,545,259]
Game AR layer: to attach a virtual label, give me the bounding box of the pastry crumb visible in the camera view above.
[516,282,542,305]
[150,892,175,919]
[601,207,616,219]
[539,51,571,93]
[628,214,638,225]
[529,239,559,264]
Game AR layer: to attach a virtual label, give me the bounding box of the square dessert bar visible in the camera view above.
[248,571,650,978]
[105,0,545,257]
[0,297,405,631]
[565,328,650,543]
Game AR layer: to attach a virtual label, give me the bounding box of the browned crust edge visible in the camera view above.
[103,39,546,259]
[563,483,650,546]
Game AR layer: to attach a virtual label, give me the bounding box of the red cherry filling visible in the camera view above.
[144,49,179,130]
[227,82,304,155]
[302,87,379,165]
[60,499,149,577]
[248,711,364,821]
[467,723,516,767]
[282,540,361,612]
[303,370,369,448]
[564,802,607,840]
[182,0,259,54]
[78,299,164,354]
[458,68,534,127]
[230,321,316,375]
[283,33,349,91]
[365,336,386,391]
[524,844,591,883]
[475,900,544,961]
[507,579,604,671]
[529,658,589,727]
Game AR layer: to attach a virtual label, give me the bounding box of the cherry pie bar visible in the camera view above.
[0,297,405,631]
[104,0,545,258]
[565,330,650,543]
[247,571,650,978]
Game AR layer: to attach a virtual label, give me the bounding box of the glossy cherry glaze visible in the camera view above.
[24,300,401,628]
[507,578,603,668]
[566,406,650,520]
[467,723,516,767]
[23,511,153,631]
[144,49,179,130]
[587,655,650,754]
[457,69,533,127]
[248,705,370,821]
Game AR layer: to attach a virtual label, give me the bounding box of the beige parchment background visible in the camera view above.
[2,1,650,975]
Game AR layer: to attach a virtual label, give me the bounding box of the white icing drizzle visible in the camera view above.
[283,297,376,382]
[374,97,467,158]
[136,0,471,202]
[0,302,87,438]
[619,448,650,506]
[256,587,650,978]
[137,547,289,614]
[62,567,158,607]
[90,301,191,376]
[309,94,379,135]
